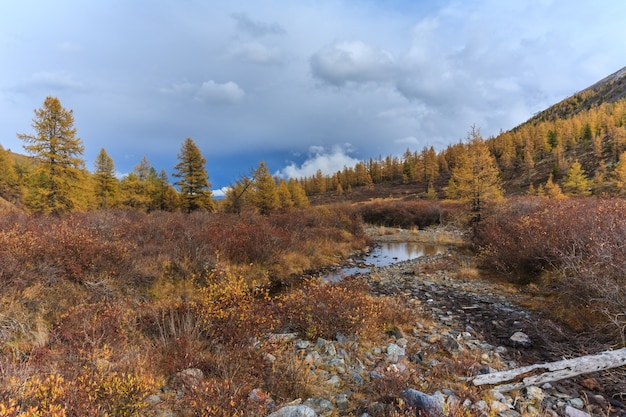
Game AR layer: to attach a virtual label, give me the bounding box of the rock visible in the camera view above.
[296,339,310,350]
[442,335,462,353]
[509,331,532,348]
[560,405,591,417]
[168,368,204,392]
[325,375,341,386]
[303,398,333,416]
[401,389,444,416]
[304,351,321,364]
[335,394,349,412]
[350,370,365,385]
[490,400,512,413]
[568,398,584,409]
[526,386,544,402]
[267,405,317,417]
[268,333,299,343]
[249,388,276,411]
[316,338,336,356]
[579,377,602,391]
[386,343,405,363]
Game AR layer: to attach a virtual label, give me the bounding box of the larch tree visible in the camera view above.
[287,178,309,208]
[613,151,626,195]
[17,96,85,214]
[173,137,214,213]
[277,178,294,210]
[449,126,503,225]
[0,146,21,204]
[93,147,118,209]
[252,161,279,215]
[562,160,592,196]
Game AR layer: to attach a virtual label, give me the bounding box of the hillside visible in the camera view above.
[526,66,626,124]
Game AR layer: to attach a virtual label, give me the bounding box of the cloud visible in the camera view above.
[231,12,286,37]
[395,136,420,145]
[310,41,396,86]
[280,145,360,179]
[194,80,245,104]
[228,41,285,65]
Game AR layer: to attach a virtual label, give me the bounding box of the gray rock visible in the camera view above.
[350,370,365,385]
[386,343,405,363]
[561,405,591,417]
[335,394,349,412]
[568,398,585,410]
[296,339,311,350]
[303,398,333,416]
[267,405,317,417]
[442,335,462,353]
[400,389,444,416]
[509,331,532,348]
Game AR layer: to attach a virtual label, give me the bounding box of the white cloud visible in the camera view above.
[228,41,285,65]
[195,80,245,104]
[310,41,396,86]
[159,81,195,95]
[280,145,360,179]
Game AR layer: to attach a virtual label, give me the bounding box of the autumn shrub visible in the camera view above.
[356,200,462,229]
[476,196,626,340]
[276,277,414,341]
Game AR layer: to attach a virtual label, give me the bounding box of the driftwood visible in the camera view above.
[472,347,626,392]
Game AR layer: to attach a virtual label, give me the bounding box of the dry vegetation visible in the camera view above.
[475,196,626,342]
[0,205,420,416]
[1,198,626,415]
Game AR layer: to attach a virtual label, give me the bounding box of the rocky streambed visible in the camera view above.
[258,245,625,417]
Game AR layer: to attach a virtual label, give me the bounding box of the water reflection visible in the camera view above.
[325,241,447,281]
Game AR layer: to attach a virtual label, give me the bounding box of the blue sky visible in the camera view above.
[1,0,625,195]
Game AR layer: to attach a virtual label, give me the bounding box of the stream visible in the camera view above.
[324,241,448,281]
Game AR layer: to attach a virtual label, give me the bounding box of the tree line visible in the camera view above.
[0,97,309,215]
[297,98,626,201]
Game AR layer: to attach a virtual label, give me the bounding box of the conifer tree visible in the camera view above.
[173,137,214,213]
[612,151,626,195]
[562,160,592,196]
[449,126,502,224]
[252,161,279,215]
[277,179,294,210]
[545,173,566,199]
[287,178,309,208]
[0,146,21,204]
[17,96,85,214]
[93,147,118,209]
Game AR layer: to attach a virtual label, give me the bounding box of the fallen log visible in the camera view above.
[472,347,626,392]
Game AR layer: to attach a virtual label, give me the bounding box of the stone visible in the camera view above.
[509,331,532,348]
[335,394,349,411]
[561,405,591,417]
[490,400,512,413]
[386,343,405,363]
[303,398,333,416]
[267,405,317,417]
[442,335,462,353]
[568,398,584,409]
[325,375,341,386]
[401,389,444,416]
[526,386,544,402]
[296,339,310,350]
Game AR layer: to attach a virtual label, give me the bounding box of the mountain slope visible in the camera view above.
[525,65,626,124]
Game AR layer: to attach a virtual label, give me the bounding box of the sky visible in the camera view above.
[1,0,625,195]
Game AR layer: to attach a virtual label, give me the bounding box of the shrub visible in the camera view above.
[476,196,626,340]
[275,277,414,341]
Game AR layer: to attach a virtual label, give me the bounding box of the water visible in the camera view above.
[325,241,447,281]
